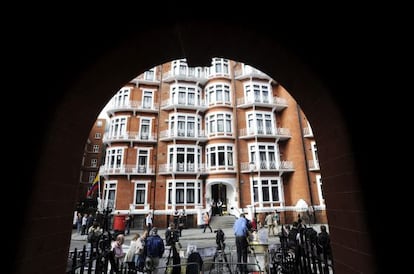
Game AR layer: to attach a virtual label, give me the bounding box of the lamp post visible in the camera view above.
[249,161,257,219]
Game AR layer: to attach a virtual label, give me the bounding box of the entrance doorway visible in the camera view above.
[212,183,227,215]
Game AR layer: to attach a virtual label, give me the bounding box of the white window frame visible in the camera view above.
[205,111,233,137]
[144,67,156,81]
[170,83,201,106]
[205,143,234,170]
[90,158,97,167]
[251,177,281,205]
[139,117,152,139]
[249,142,279,170]
[103,180,117,210]
[93,145,99,153]
[168,144,201,172]
[136,148,151,173]
[244,81,271,103]
[205,82,231,106]
[134,180,149,205]
[316,175,324,205]
[105,148,124,169]
[113,87,131,108]
[94,133,101,139]
[89,172,96,183]
[166,179,202,205]
[168,113,201,137]
[209,58,229,77]
[108,116,128,138]
[142,89,154,109]
[246,111,275,135]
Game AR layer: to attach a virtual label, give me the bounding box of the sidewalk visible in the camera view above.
[71,223,328,255]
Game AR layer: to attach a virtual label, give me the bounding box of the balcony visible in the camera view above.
[160,98,208,112]
[240,161,294,173]
[163,67,208,84]
[106,100,158,116]
[308,160,320,171]
[303,127,314,137]
[158,163,207,175]
[130,73,160,85]
[159,129,208,142]
[102,131,157,145]
[237,96,287,111]
[238,127,291,140]
[234,66,273,81]
[99,164,155,176]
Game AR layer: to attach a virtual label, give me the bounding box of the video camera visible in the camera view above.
[166,228,180,246]
[214,229,225,249]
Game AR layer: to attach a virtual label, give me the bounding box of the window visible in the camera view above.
[113,88,130,108]
[142,90,154,109]
[140,118,151,139]
[134,182,147,204]
[167,180,202,205]
[93,145,99,153]
[97,121,103,127]
[244,82,271,103]
[316,175,324,205]
[172,59,188,76]
[205,112,232,136]
[168,113,201,137]
[91,159,97,167]
[95,133,101,139]
[247,111,274,135]
[168,145,201,172]
[249,143,278,170]
[105,148,124,169]
[170,84,201,106]
[311,141,319,169]
[144,68,156,81]
[137,149,149,173]
[206,144,234,170]
[89,172,96,183]
[210,58,229,76]
[252,178,280,203]
[206,83,231,105]
[109,116,127,138]
[103,181,117,210]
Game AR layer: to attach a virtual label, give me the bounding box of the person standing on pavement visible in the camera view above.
[233,213,249,274]
[202,212,212,233]
[144,227,165,274]
[146,212,153,233]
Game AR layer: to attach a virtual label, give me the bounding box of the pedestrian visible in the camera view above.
[217,199,223,216]
[202,212,212,233]
[146,212,153,233]
[144,227,165,274]
[233,213,249,274]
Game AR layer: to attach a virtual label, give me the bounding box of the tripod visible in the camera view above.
[165,242,181,274]
[209,242,231,274]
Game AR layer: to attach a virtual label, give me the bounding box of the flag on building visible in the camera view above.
[86,173,100,197]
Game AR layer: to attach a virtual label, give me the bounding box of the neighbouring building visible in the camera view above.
[78,118,107,202]
[97,58,326,229]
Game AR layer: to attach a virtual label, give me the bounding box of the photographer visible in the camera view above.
[165,222,180,247]
[214,228,226,250]
[165,222,181,274]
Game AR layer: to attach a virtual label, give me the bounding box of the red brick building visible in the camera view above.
[78,118,106,201]
[98,58,326,228]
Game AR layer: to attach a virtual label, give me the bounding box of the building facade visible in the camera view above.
[98,58,326,229]
[78,118,107,201]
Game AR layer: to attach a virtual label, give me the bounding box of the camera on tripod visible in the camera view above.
[214,229,225,250]
[166,228,180,247]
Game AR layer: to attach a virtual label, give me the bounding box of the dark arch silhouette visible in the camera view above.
[11,19,384,273]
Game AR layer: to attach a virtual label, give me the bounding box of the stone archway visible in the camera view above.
[13,22,376,273]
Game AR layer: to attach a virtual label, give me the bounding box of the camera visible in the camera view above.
[166,228,180,246]
[214,229,225,249]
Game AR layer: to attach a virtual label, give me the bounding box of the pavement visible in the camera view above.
[71,223,328,257]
